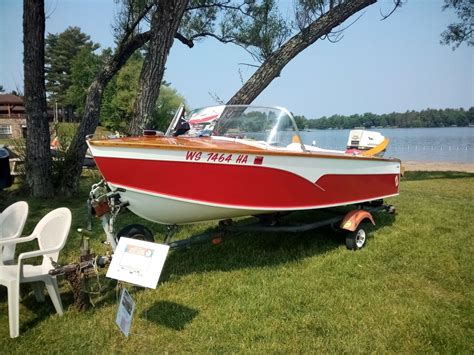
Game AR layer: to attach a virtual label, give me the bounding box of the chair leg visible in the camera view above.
[44,277,63,316]
[33,282,45,302]
[7,282,20,338]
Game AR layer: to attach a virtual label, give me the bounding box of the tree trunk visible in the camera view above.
[227,0,377,105]
[58,32,152,196]
[128,0,189,136]
[23,0,54,197]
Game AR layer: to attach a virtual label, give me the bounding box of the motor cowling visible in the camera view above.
[346,130,387,156]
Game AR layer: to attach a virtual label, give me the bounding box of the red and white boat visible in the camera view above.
[87,105,401,225]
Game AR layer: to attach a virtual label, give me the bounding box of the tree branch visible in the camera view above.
[189,31,259,60]
[380,0,404,20]
[175,32,194,47]
[186,0,252,17]
[121,1,156,44]
[238,62,260,68]
[227,0,379,105]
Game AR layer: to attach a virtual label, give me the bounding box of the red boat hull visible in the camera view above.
[95,157,399,209]
[88,136,401,224]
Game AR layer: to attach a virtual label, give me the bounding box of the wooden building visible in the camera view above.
[0,94,27,139]
[0,94,55,139]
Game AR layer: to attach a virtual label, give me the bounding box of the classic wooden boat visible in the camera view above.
[87,105,401,225]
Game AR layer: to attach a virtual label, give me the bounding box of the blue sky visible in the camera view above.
[0,0,472,118]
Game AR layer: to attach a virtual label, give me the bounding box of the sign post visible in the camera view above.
[107,237,170,336]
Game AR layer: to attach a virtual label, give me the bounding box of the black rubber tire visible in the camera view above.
[346,226,367,251]
[116,224,154,242]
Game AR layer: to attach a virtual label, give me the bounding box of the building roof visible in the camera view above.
[0,105,25,113]
[0,94,24,105]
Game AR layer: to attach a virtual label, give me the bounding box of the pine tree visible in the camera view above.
[45,27,99,118]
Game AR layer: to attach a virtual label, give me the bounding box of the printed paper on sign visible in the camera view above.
[116,288,135,337]
[107,237,169,289]
[119,244,154,276]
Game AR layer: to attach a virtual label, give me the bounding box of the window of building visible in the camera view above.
[0,124,12,135]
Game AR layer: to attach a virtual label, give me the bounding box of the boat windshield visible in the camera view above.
[179,105,301,148]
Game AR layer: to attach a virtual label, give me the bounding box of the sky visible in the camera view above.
[0,0,472,119]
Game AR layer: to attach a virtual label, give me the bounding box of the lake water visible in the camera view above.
[298,127,474,163]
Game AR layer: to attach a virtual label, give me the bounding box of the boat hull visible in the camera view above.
[89,140,401,224]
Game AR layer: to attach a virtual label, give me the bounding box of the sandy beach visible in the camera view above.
[403,161,474,173]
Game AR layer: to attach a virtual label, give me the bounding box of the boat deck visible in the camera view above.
[88,136,400,163]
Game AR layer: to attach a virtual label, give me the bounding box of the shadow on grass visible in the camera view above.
[20,293,60,333]
[402,171,474,181]
[160,207,396,282]
[1,180,396,315]
[141,301,199,330]
[0,285,60,334]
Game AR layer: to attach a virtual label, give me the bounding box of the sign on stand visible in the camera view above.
[116,288,135,337]
[109,238,169,336]
[107,237,170,289]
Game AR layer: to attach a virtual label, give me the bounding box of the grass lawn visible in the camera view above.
[0,138,14,146]
[0,171,473,352]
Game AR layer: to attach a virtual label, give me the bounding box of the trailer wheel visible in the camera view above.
[117,224,154,242]
[346,226,367,250]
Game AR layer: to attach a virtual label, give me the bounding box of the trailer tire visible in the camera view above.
[346,225,367,250]
[117,224,154,242]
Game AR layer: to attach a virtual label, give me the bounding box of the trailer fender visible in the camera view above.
[340,210,375,232]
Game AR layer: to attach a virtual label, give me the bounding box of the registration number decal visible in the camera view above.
[185,151,250,164]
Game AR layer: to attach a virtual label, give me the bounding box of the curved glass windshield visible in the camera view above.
[183,105,300,148]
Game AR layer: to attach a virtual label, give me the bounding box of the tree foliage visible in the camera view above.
[127,0,294,134]
[128,0,189,134]
[55,0,400,195]
[226,0,389,105]
[101,52,185,132]
[179,0,220,40]
[56,8,156,195]
[43,23,186,134]
[101,52,143,130]
[64,48,103,117]
[129,0,376,132]
[45,27,100,111]
[222,0,290,62]
[295,107,474,129]
[152,85,186,132]
[441,0,473,49]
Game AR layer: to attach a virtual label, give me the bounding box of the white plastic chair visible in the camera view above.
[0,207,72,338]
[0,201,29,265]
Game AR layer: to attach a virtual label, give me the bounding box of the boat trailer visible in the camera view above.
[49,180,395,310]
[86,180,395,252]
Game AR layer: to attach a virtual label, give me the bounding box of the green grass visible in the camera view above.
[0,138,14,145]
[0,171,473,352]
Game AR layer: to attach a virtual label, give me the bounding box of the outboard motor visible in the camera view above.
[0,147,13,190]
[346,130,387,156]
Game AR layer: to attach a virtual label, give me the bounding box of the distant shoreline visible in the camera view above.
[304,126,474,131]
[403,161,474,173]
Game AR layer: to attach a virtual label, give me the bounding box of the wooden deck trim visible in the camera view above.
[89,137,401,163]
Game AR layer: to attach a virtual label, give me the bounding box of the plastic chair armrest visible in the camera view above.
[0,234,20,241]
[17,247,61,263]
[0,234,36,246]
[17,250,46,263]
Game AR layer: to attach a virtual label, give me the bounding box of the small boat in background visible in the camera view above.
[86,105,401,225]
